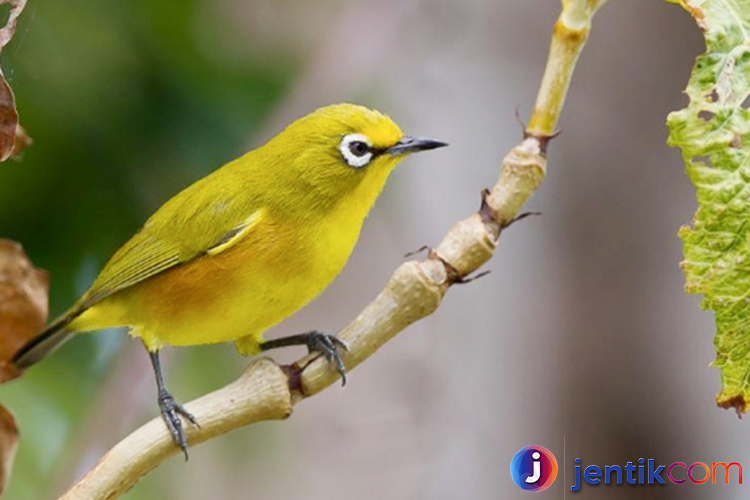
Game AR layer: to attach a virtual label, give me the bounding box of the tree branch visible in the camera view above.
[57,1,609,498]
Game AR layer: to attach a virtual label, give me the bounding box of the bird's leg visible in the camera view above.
[147,348,199,460]
[260,330,349,385]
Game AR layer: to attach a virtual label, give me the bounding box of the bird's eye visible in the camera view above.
[349,141,369,157]
[340,133,374,169]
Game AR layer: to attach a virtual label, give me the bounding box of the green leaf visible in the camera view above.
[667,0,750,413]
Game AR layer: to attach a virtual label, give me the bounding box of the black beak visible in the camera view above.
[387,136,448,156]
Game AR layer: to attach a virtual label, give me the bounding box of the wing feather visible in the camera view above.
[77,163,266,310]
[81,233,189,307]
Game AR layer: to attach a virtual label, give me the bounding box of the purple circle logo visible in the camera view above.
[510,445,558,492]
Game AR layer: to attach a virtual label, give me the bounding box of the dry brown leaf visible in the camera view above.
[0,239,48,382]
[10,125,31,160]
[0,76,19,162]
[0,0,29,162]
[0,405,17,498]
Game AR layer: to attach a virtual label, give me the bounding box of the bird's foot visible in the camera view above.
[260,330,349,385]
[158,389,199,460]
[305,330,349,386]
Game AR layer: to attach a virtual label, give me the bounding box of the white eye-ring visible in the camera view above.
[340,133,373,168]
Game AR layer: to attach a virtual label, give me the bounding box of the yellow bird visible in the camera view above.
[13,103,446,457]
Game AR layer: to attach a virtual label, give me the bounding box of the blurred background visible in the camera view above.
[0,0,735,498]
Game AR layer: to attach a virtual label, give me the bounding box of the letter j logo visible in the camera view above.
[510,446,558,492]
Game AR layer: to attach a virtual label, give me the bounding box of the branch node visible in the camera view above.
[522,129,561,155]
[427,252,467,287]
[281,363,304,399]
[442,259,463,285]
[479,188,498,225]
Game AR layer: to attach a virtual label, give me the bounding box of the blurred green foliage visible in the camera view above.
[0,1,295,498]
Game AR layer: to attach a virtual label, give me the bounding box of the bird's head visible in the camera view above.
[266,103,447,212]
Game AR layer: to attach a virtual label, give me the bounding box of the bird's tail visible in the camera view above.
[12,311,80,369]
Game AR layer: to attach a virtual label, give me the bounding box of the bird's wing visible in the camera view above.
[80,231,189,307]
[78,169,265,309]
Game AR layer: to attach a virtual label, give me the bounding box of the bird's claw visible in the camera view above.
[158,390,199,460]
[306,330,349,386]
